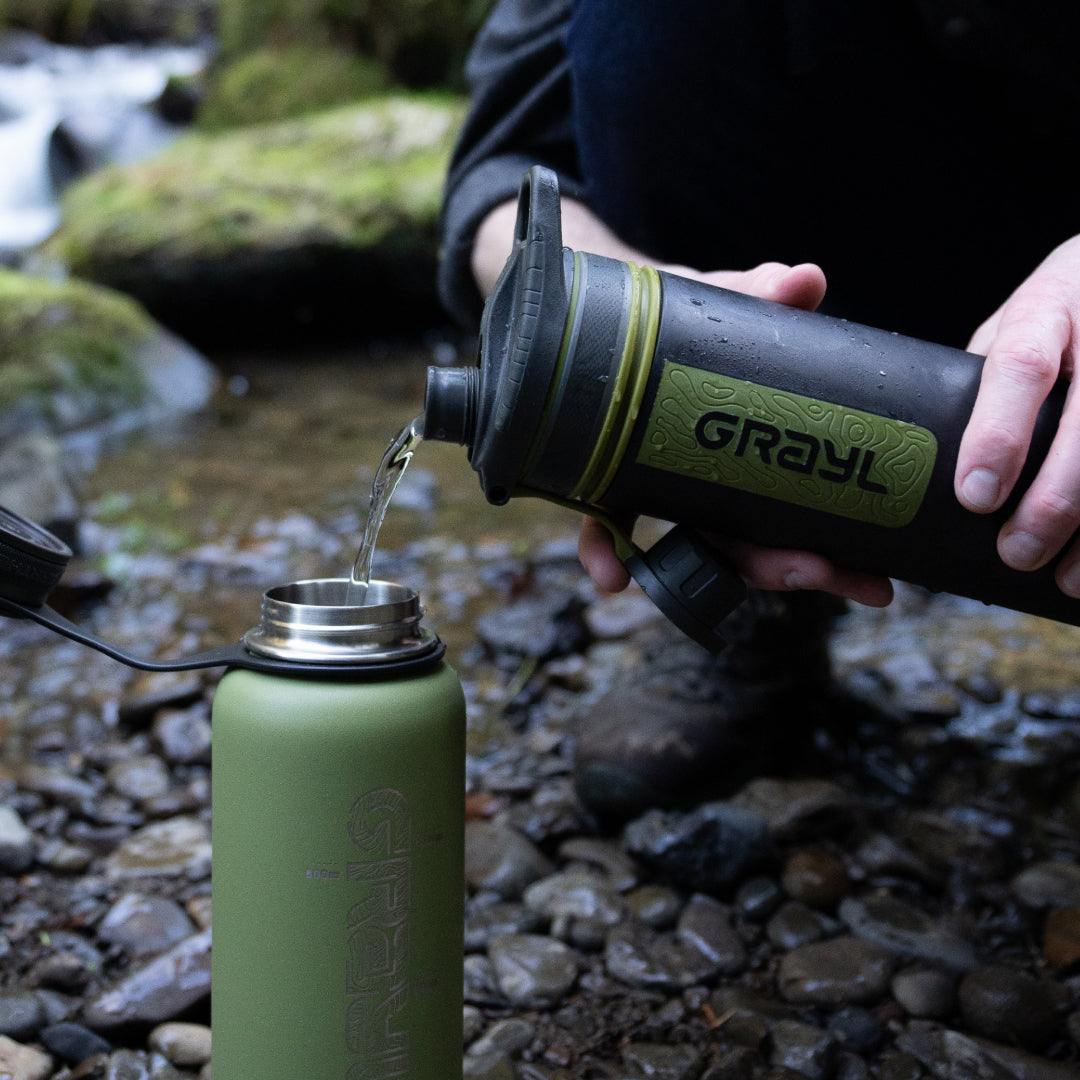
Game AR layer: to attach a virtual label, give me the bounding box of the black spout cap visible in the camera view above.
[0,505,73,608]
[423,365,478,446]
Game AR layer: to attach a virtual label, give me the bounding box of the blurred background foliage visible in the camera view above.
[0,0,495,97]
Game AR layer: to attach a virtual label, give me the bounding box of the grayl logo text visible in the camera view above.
[694,412,887,494]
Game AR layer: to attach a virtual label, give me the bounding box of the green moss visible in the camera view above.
[45,94,465,270]
[0,268,151,415]
[197,45,390,131]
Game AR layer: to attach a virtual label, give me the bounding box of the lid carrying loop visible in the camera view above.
[0,504,444,677]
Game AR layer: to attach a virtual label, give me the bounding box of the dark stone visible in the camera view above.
[40,1022,113,1065]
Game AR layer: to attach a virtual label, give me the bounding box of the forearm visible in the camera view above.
[472,195,653,299]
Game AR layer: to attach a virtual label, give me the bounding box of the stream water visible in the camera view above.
[0,32,206,253]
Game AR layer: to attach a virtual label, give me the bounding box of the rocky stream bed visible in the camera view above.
[2,349,1080,1080]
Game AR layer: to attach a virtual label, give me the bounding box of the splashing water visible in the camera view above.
[345,415,424,606]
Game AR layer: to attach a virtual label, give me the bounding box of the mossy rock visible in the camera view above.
[196,45,390,131]
[0,267,215,436]
[42,94,466,344]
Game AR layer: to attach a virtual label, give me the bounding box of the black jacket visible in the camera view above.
[440,0,1080,343]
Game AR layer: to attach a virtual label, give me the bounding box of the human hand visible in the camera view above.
[954,236,1080,596]
[577,259,895,608]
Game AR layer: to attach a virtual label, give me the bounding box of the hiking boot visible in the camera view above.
[572,589,841,824]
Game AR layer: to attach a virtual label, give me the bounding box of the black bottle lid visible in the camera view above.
[0,505,73,608]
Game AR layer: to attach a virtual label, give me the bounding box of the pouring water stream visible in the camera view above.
[345,415,424,606]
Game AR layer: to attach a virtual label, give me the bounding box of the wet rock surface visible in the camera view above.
[3,353,1080,1078]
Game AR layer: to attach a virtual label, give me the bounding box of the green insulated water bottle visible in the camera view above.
[424,165,1080,648]
[211,578,466,1080]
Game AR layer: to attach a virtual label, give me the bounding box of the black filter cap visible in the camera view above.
[0,505,73,608]
[623,526,747,652]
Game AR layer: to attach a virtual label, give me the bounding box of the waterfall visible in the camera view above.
[0,33,207,254]
[0,107,63,250]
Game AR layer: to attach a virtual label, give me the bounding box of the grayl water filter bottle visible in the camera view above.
[0,507,466,1080]
[424,165,1079,649]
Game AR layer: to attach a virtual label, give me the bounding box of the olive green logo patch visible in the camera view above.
[638,362,937,527]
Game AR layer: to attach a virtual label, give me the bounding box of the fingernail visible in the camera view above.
[961,468,1001,510]
[784,572,807,590]
[1060,564,1080,598]
[1000,530,1045,570]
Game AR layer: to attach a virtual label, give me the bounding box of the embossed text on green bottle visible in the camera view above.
[637,362,937,527]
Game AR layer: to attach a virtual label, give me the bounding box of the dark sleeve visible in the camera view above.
[438,0,584,330]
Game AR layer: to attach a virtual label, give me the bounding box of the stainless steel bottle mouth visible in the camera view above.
[243,578,439,665]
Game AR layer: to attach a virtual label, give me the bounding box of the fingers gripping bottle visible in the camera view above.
[424,166,1079,650]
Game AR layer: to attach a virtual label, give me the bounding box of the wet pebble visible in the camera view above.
[677,893,746,972]
[730,777,854,840]
[898,1023,1080,1080]
[464,1005,486,1045]
[82,929,211,1029]
[106,756,171,802]
[464,954,501,1003]
[523,868,626,927]
[895,808,1009,882]
[584,590,662,640]
[622,801,773,895]
[0,1035,53,1080]
[621,1041,703,1079]
[104,817,211,881]
[118,671,205,727]
[463,1052,514,1080]
[625,884,684,929]
[605,920,724,990]
[852,833,937,886]
[488,933,578,1007]
[766,901,835,949]
[29,946,99,994]
[0,991,47,1042]
[557,836,640,891]
[152,704,212,767]
[957,965,1060,1050]
[466,1017,535,1060]
[736,876,784,922]
[770,1018,839,1080]
[148,1021,212,1067]
[98,894,197,957]
[17,765,100,817]
[36,838,94,873]
[39,1022,112,1065]
[0,805,35,874]
[465,821,554,899]
[891,967,956,1019]
[465,900,545,952]
[839,894,977,972]
[781,847,849,909]
[474,589,586,660]
[1013,860,1080,909]
[1044,905,1080,968]
[828,1005,885,1054]
[778,936,894,1005]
